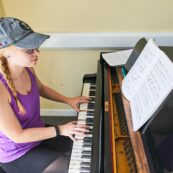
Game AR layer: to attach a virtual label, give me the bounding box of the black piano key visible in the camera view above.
[83,143,92,147]
[85,122,94,125]
[84,137,92,142]
[81,155,91,159]
[89,91,95,96]
[90,86,96,90]
[88,106,94,110]
[86,118,93,122]
[84,140,92,144]
[88,103,95,109]
[89,87,96,90]
[87,110,94,114]
[83,140,92,144]
[80,162,91,166]
[83,144,92,147]
[80,166,91,171]
[82,151,92,155]
[87,130,93,133]
[88,102,95,105]
[88,99,95,102]
[89,90,95,94]
[89,81,96,84]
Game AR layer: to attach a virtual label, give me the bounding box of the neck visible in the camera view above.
[8,63,26,80]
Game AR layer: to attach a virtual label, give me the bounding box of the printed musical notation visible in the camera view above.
[122,39,173,131]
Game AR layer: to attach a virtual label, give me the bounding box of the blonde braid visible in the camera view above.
[0,54,26,115]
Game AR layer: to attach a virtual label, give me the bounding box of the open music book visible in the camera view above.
[122,39,173,131]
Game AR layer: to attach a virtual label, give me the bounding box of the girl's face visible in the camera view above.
[6,46,40,67]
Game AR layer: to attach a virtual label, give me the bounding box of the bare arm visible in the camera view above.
[0,81,88,143]
[0,82,56,143]
[30,68,89,111]
[29,68,70,103]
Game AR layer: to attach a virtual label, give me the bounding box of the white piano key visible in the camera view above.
[78,115,94,120]
[82,83,91,97]
[68,82,96,173]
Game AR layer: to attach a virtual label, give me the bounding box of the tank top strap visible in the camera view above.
[25,67,36,84]
[0,68,37,98]
[25,67,39,96]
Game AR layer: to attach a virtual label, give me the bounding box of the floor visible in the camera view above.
[41,116,76,126]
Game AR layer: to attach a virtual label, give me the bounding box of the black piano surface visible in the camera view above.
[99,45,173,173]
[68,41,173,173]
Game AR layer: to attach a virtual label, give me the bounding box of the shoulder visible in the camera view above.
[26,67,38,79]
[26,67,42,89]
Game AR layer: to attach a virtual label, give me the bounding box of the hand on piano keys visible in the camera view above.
[59,121,90,141]
[66,96,90,112]
[68,82,96,173]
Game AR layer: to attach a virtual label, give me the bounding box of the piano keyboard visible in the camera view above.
[68,82,96,173]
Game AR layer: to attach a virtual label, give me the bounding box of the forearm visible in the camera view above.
[15,126,56,143]
[40,85,70,104]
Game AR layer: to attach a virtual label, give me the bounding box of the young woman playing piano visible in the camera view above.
[0,17,89,173]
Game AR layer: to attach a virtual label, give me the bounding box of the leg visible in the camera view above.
[1,145,70,173]
[41,136,73,156]
[42,155,69,173]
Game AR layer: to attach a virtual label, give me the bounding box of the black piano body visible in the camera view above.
[98,40,173,173]
[68,39,173,173]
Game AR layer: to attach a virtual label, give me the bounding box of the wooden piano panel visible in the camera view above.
[108,66,137,173]
[116,68,150,173]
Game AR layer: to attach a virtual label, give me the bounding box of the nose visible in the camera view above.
[33,49,40,56]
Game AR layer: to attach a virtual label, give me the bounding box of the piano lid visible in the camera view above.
[125,38,173,72]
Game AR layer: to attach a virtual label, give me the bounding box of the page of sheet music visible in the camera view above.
[102,49,133,67]
[131,55,173,131]
[121,39,173,131]
[122,39,161,100]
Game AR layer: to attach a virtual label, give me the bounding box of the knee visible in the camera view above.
[42,155,69,173]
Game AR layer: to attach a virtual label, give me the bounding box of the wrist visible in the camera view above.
[65,97,71,105]
[54,125,60,137]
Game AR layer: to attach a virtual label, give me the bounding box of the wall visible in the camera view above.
[35,50,99,109]
[2,0,173,32]
[0,0,5,17]
[1,0,173,109]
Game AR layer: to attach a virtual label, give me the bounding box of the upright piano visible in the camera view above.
[68,39,173,173]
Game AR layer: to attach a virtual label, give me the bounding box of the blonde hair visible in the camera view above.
[0,52,26,115]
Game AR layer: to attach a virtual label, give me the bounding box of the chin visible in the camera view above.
[31,61,37,66]
[28,63,36,67]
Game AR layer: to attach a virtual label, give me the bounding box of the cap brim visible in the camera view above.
[14,32,50,49]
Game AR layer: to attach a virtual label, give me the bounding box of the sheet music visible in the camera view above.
[102,49,133,66]
[122,39,173,131]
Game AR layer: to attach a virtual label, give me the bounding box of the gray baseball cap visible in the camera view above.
[0,17,50,49]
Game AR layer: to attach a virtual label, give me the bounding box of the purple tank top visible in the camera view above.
[0,68,44,163]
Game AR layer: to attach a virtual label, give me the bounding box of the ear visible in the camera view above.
[2,49,11,58]
[6,54,11,58]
